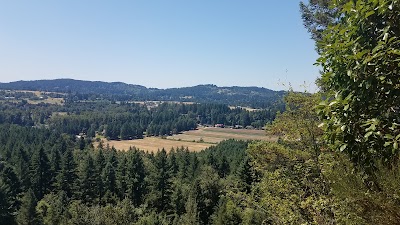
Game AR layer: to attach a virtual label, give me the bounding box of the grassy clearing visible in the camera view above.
[103,137,214,153]
[167,127,277,144]
[1,90,65,105]
[102,127,277,153]
[28,97,64,105]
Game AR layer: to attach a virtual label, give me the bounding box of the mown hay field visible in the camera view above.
[104,137,213,153]
[167,127,276,143]
[104,127,277,153]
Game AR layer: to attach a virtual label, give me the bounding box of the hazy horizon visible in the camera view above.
[0,77,291,91]
[0,1,319,92]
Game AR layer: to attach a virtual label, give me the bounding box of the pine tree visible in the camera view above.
[16,189,38,225]
[116,154,127,198]
[11,147,30,189]
[95,149,105,202]
[218,155,230,178]
[102,161,116,196]
[236,156,254,193]
[171,182,185,216]
[179,147,191,180]
[0,161,20,201]
[195,166,222,225]
[151,148,172,212]
[30,147,51,199]
[126,149,146,206]
[0,180,13,224]
[169,149,179,176]
[78,154,97,203]
[0,161,21,224]
[180,194,200,225]
[189,154,199,179]
[49,148,61,190]
[56,149,76,198]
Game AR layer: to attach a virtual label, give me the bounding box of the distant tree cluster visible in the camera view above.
[0,100,276,141]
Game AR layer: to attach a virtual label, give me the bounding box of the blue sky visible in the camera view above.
[0,0,319,91]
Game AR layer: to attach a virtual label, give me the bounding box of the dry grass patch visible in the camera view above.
[167,127,277,144]
[103,137,213,153]
[28,97,64,105]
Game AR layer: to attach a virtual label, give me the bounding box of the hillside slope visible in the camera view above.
[0,79,285,108]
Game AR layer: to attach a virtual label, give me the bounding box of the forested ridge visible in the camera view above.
[0,80,285,108]
[1,0,400,224]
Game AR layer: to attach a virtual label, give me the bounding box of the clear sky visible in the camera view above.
[0,0,319,92]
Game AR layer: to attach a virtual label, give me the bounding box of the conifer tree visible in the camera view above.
[217,155,230,178]
[180,194,200,225]
[151,148,172,212]
[11,147,30,189]
[56,149,76,198]
[236,156,254,193]
[126,148,146,206]
[78,154,97,203]
[95,149,105,202]
[102,161,116,196]
[0,180,13,224]
[116,154,127,198]
[16,189,38,225]
[30,147,51,199]
[49,148,61,190]
[0,161,21,224]
[168,149,179,176]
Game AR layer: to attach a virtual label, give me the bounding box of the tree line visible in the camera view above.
[0,101,277,140]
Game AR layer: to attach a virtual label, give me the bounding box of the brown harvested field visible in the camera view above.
[28,97,64,105]
[103,137,214,153]
[3,90,65,105]
[167,127,277,144]
[102,127,276,153]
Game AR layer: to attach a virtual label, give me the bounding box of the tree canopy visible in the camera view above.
[315,0,400,187]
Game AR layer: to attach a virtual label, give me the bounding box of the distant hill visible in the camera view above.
[0,79,285,108]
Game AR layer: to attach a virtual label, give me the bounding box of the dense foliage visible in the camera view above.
[0,122,253,224]
[316,0,400,187]
[0,100,276,141]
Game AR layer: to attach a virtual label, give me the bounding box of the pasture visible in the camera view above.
[104,127,277,153]
[104,137,213,153]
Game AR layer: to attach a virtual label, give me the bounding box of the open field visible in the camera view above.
[103,127,277,153]
[1,90,65,105]
[27,97,64,105]
[103,137,214,153]
[167,127,277,143]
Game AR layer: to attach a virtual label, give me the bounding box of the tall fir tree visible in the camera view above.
[126,148,146,206]
[78,154,97,203]
[116,154,127,198]
[16,189,38,225]
[11,147,30,190]
[0,161,21,224]
[102,161,116,199]
[95,149,106,203]
[56,149,76,198]
[30,147,51,199]
[151,148,172,212]
[49,147,61,190]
